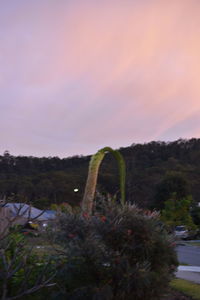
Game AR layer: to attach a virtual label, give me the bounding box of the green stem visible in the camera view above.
[81,147,126,215]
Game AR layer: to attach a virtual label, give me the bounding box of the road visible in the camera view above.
[176,243,200,283]
[176,244,200,266]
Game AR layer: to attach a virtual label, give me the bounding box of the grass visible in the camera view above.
[25,235,64,256]
[187,242,200,247]
[170,278,200,300]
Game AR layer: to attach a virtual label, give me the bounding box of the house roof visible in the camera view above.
[4,203,56,221]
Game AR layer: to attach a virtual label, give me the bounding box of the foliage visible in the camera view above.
[154,173,189,209]
[0,225,56,299]
[53,202,178,300]
[0,144,182,299]
[2,138,200,215]
[190,205,200,227]
[161,194,196,229]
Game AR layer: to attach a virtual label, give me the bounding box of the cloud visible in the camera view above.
[0,0,200,157]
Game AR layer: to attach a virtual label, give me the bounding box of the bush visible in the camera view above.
[53,203,178,300]
[0,229,56,300]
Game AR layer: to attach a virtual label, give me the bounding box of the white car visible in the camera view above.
[174,225,189,239]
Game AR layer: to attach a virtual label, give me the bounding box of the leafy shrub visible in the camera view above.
[0,229,56,300]
[53,202,178,300]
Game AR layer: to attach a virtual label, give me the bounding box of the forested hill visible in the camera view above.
[1,138,200,209]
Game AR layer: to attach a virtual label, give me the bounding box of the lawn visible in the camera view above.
[170,278,200,300]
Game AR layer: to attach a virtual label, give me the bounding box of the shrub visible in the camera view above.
[53,202,178,300]
[0,229,56,300]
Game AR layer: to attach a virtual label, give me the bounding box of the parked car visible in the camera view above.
[174,225,189,239]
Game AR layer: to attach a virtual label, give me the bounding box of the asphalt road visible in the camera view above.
[176,244,200,266]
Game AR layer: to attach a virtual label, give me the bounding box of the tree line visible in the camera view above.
[1,138,200,216]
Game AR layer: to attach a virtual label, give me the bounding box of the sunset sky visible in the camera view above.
[1,0,200,158]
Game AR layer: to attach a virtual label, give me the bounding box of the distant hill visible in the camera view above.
[1,138,200,209]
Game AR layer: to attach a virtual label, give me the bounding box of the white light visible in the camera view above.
[74,188,79,192]
[43,223,47,227]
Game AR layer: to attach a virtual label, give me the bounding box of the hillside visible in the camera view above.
[1,138,200,209]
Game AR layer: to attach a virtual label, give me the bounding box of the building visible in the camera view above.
[0,202,56,235]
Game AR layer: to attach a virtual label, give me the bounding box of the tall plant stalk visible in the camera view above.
[81,147,126,215]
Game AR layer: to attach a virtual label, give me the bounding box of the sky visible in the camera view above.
[0,0,200,158]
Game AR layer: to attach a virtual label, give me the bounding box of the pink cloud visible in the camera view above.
[0,0,200,157]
